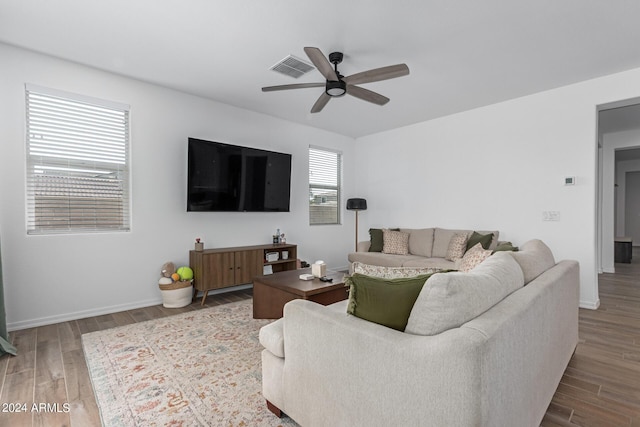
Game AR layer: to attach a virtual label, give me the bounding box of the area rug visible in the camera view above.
[82,300,297,426]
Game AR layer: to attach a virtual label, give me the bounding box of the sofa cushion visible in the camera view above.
[259,318,285,358]
[458,243,493,272]
[445,232,468,261]
[466,231,494,251]
[352,262,441,279]
[401,257,457,270]
[432,228,499,258]
[400,228,435,257]
[382,229,410,255]
[348,251,417,267]
[508,239,555,284]
[405,252,524,336]
[346,273,433,331]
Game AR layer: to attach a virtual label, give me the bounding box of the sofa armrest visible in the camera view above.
[356,240,370,252]
[460,259,579,426]
[281,299,486,426]
[259,318,284,358]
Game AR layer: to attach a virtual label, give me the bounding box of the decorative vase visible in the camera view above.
[195,242,204,251]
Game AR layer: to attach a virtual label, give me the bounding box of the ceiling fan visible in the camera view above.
[262,47,410,113]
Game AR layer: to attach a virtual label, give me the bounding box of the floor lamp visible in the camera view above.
[346,198,367,252]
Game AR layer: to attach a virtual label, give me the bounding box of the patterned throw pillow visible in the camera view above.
[352,262,441,279]
[458,243,492,272]
[382,229,410,255]
[445,233,469,261]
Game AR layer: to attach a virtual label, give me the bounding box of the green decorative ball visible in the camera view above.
[176,266,193,281]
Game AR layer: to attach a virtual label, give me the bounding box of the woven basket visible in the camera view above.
[159,279,192,291]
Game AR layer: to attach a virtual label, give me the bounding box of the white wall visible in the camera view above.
[0,43,356,330]
[355,67,640,309]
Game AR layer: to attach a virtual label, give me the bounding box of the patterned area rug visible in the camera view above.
[82,300,297,426]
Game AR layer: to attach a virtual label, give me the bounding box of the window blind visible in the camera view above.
[309,146,342,225]
[25,85,131,234]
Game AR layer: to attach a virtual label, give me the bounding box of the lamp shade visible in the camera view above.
[346,198,367,211]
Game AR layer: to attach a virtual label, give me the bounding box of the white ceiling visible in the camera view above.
[2,1,640,138]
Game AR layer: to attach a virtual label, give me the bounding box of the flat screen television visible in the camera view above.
[187,138,292,212]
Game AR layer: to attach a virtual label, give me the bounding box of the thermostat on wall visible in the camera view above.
[564,176,576,186]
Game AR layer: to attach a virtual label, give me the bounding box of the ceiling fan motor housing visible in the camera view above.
[329,52,343,65]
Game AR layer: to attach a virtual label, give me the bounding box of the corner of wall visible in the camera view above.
[579,298,601,310]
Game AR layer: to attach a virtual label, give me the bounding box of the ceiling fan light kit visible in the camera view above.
[326,80,346,97]
[262,47,409,113]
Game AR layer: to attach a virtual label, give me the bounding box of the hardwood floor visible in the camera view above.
[1,260,640,427]
[0,289,252,427]
[541,253,640,427]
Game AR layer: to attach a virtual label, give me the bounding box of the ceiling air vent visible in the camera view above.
[270,55,315,79]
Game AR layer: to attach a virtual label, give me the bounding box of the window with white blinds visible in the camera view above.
[25,84,131,234]
[309,146,342,225]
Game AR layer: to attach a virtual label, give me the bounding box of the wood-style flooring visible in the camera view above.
[1,259,639,427]
[0,289,252,427]
[541,255,640,427]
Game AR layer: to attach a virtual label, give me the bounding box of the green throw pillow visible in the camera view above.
[492,242,519,253]
[368,228,384,252]
[466,231,493,251]
[345,273,434,331]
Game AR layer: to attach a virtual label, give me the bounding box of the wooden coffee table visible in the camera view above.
[253,268,348,319]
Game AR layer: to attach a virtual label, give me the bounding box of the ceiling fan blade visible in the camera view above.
[344,64,409,85]
[311,92,331,113]
[304,47,338,81]
[347,85,389,106]
[262,82,324,92]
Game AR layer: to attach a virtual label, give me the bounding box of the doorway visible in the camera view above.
[624,171,640,243]
[597,100,640,274]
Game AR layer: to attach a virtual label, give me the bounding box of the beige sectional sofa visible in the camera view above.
[347,227,500,270]
[260,240,579,426]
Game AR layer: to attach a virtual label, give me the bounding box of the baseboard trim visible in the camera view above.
[580,299,601,310]
[7,297,163,332]
[9,284,256,332]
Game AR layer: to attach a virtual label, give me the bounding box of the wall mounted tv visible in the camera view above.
[187,138,292,212]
